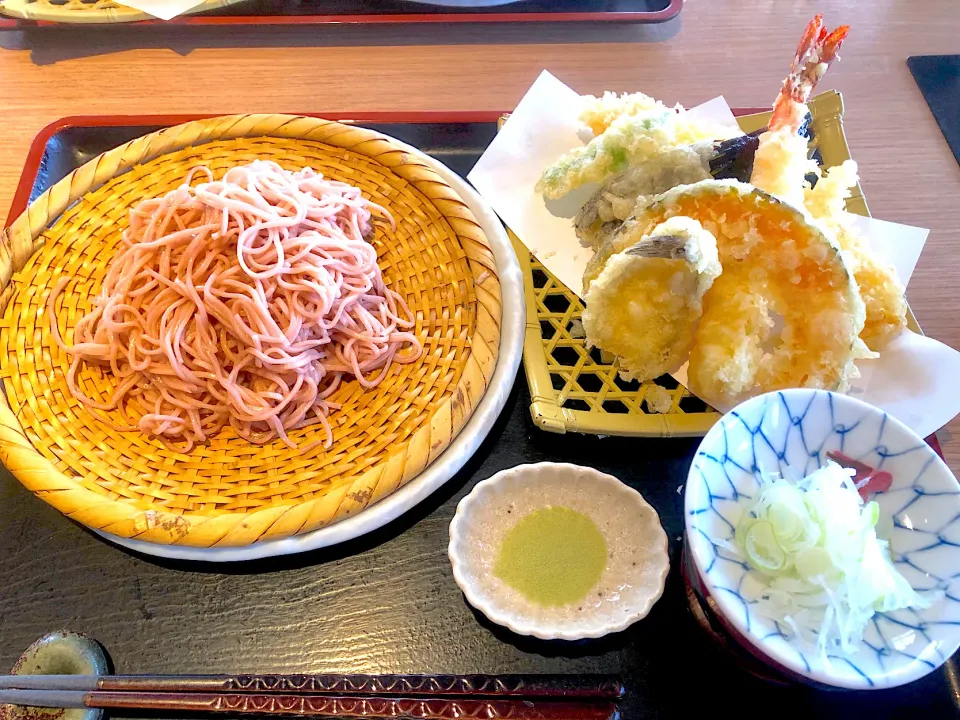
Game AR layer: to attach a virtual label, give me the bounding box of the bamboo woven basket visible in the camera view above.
[515,90,919,437]
[0,114,501,547]
[0,0,244,22]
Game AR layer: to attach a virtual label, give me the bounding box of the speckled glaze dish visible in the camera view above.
[2,630,109,720]
[686,389,960,690]
[448,462,669,640]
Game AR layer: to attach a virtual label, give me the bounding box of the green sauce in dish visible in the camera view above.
[494,506,607,607]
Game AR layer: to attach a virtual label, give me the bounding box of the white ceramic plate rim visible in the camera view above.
[448,462,670,640]
[684,389,960,689]
[96,136,524,562]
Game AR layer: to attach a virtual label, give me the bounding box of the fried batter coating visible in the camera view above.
[689,262,868,409]
[686,269,776,402]
[852,257,908,350]
[574,145,713,250]
[804,160,907,350]
[537,109,677,200]
[537,95,738,200]
[584,180,866,408]
[582,217,721,383]
[644,385,674,414]
[579,90,667,136]
[750,127,814,209]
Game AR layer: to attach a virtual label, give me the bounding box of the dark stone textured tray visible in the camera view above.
[1,117,958,718]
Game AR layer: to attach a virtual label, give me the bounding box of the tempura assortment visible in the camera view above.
[538,14,908,409]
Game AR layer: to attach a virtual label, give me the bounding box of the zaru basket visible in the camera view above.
[514,90,920,437]
[0,115,501,547]
[0,0,244,22]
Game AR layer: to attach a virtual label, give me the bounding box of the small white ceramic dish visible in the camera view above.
[448,462,669,640]
[686,389,960,690]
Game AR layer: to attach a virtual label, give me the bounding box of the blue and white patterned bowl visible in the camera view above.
[685,389,960,690]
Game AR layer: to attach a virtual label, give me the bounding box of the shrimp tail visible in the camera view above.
[770,15,850,132]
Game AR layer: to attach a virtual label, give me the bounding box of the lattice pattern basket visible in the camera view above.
[514,90,920,437]
[0,115,501,547]
[0,0,244,22]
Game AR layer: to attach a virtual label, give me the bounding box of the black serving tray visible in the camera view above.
[1,116,958,719]
[0,0,681,29]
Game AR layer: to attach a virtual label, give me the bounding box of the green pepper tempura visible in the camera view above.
[536,92,740,200]
[537,109,676,199]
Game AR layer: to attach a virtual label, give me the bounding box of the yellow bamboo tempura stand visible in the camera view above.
[512,91,922,437]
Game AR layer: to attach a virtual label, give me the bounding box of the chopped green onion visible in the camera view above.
[733,461,936,657]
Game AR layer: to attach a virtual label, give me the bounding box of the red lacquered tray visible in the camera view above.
[0,0,681,29]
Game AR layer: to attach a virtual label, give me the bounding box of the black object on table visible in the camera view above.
[1,119,959,719]
[908,55,960,168]
[0,0,681,29]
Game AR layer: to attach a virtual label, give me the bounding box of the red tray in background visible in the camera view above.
[0,0,681,29]
[1,111,946,461]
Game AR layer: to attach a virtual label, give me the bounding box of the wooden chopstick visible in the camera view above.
[0,689,620,719]
[0,673,625,699]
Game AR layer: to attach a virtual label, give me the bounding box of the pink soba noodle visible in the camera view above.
[48,160,423,453]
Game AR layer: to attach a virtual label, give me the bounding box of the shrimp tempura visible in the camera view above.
[750,15,849,207]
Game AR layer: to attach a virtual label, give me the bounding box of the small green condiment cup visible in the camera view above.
[448,462,669,640]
